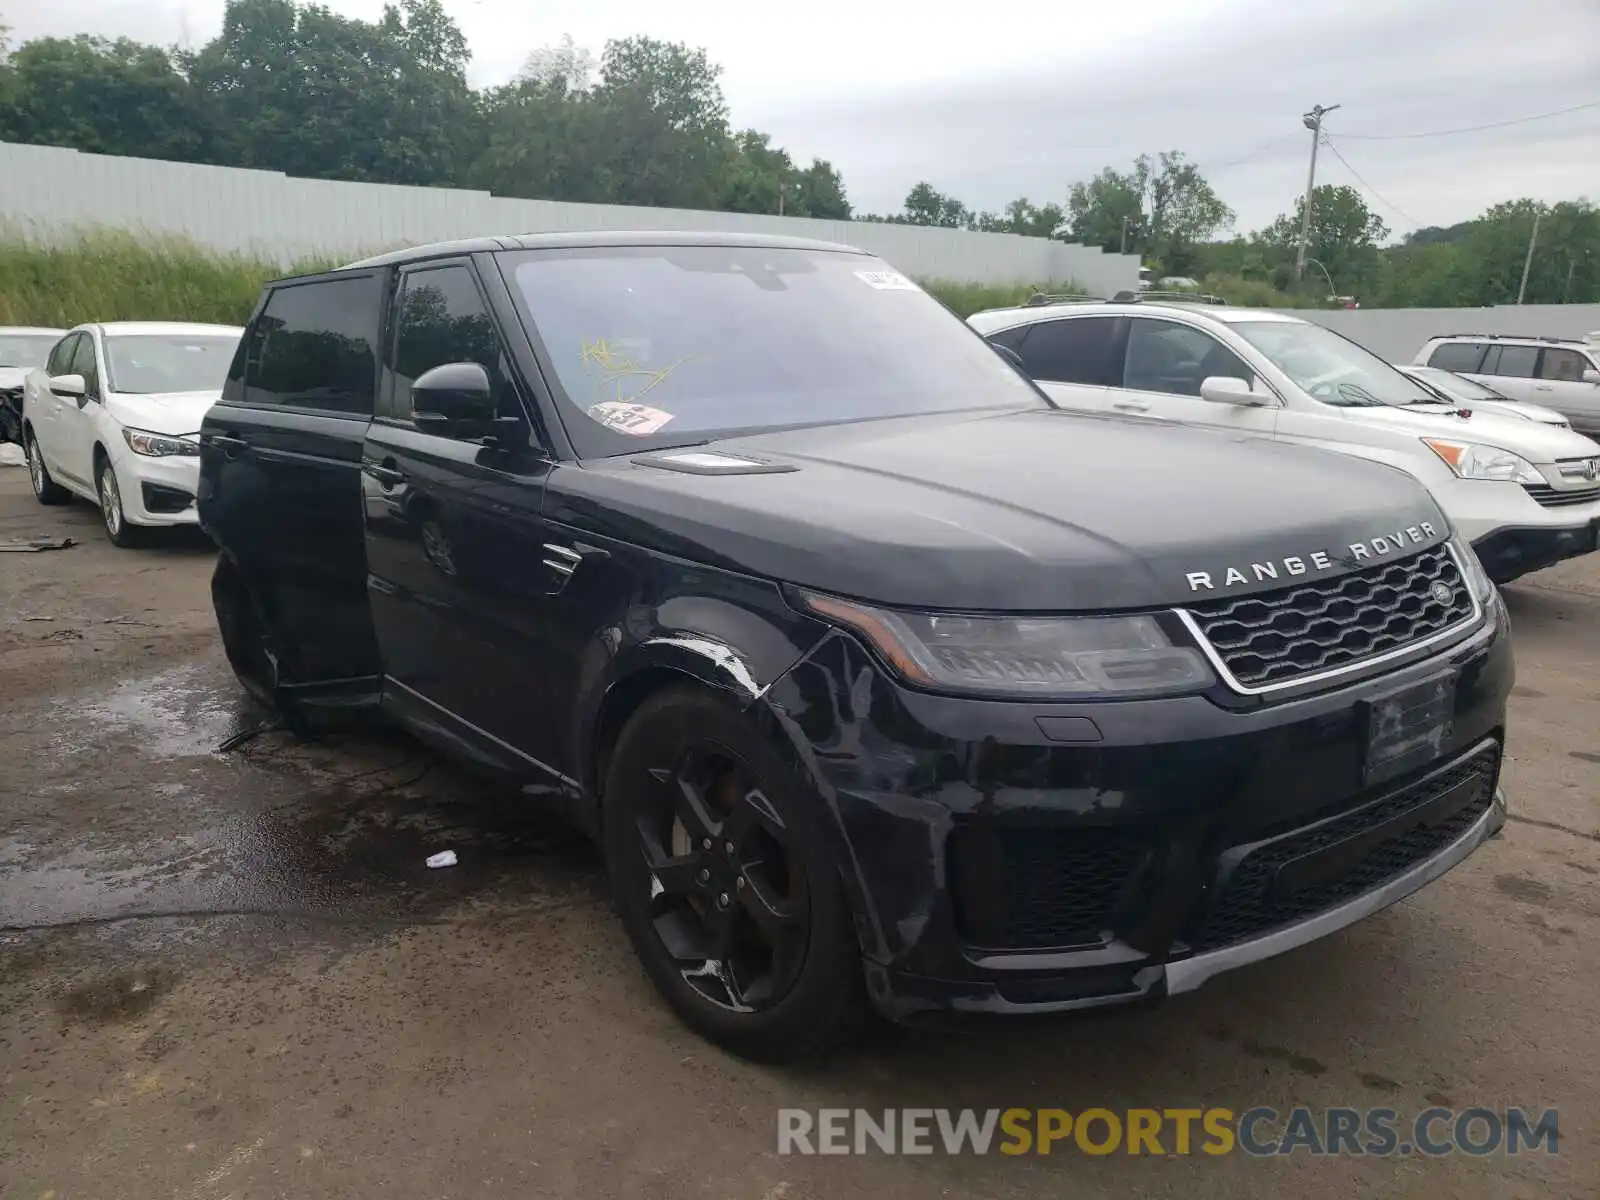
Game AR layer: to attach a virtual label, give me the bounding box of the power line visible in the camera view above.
[1320,136,1425,228]
[1206,132,1302,173]
[1336,99,1600,141]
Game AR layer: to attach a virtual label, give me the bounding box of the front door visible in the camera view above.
[30,332,80,478]
[1532,346,1600,436]
[362,258,569,776]
[57,330,105,489]
[1110,317,1280,436]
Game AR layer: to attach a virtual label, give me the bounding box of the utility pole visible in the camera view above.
[1296,103,1340,281]
[1120,215,1129,255]
[1516,209,1542,304]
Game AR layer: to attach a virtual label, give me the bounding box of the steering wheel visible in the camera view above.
[1309,380,1337,399]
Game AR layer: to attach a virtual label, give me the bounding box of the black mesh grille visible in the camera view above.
[949,825,1151,950]
[1185,543,1475,688]
[1188,746,1499,952]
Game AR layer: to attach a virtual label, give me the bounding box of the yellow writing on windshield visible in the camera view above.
[580,337,690,406]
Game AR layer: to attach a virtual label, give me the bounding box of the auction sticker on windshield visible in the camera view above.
[587,400,675,436]
[854,270,920,291]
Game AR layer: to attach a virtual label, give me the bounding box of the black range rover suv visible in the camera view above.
[199,232,1511,1061]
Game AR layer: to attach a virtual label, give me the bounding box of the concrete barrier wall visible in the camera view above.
[0,142,1141,296]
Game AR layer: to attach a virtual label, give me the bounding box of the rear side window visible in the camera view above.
[1482,344,1539,378]
[1017,316,1121,385]
[1538,348,1589,381]
[1427,342,1486,372]
[237,276,380,415]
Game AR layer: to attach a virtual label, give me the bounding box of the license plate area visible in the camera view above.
[1364,672,1455,786]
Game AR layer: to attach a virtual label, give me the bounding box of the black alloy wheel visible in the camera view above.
[604,687,866,1062]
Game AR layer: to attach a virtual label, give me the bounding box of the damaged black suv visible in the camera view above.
[200,232,1511,1061]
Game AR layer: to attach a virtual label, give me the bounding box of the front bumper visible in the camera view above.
[1472,519,1600,584]
[763,597,1512,1021]
[113,447,200,526]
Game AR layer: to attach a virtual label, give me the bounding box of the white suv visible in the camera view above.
[970,300,1600,585]
[1415,333,1600,437]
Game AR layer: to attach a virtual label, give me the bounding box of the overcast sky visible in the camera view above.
[5,0,1598,237]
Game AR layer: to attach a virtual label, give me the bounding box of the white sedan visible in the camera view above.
[22,322,244,545]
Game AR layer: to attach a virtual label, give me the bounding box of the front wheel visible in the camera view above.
[97,458,143,548]
[603,686,867,1063]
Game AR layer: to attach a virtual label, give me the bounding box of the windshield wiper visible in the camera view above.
[1334,381,1386,406]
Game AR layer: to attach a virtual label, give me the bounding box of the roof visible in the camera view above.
[341,229,871,271]
[80,322,246,338]
[0,326,67,337]
[968,301,1305,332]
[1423,332,1595,348]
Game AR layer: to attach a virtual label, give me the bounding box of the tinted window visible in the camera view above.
[986,324,1031,353]
[1485,344,1539,378]
[0,333,61,370]
[1539,348,1589,381]
[241,277,378,415]
[105,334,240,395]
[68,333,100,397]
[1123,318,1251,396]
[504,246,1045,457]
[45,333,79,378]
[389,266,516,432]
[1017,317,1121,385]
[1427,342,1486,372]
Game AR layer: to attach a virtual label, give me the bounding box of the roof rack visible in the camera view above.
[1024,292,1106,306]
[1436,333,1573,344]
[1111,290,1228,306]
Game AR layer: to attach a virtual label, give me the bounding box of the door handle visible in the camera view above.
[1534,384,1555,392]
[1111,399,1151,412]
[364,460,406,490]
[207,433,249,459]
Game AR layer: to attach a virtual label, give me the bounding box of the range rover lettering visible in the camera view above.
[200,233,1512,1062]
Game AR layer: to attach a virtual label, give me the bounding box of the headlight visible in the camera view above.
[799,592,1216,698]
[1449,534,1495,606]
[122,428,199,457]
[1421,438,1541,484]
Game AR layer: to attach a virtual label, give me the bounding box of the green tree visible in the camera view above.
[716,131,849,218]
[901,182,972,228]
[1257,184,1389,296]
[0,35,201,160]
[1067,151,1233,270]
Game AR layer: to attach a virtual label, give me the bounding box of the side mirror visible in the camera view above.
[1198,375,1263,406]
[411,362,494,434]
[48,373,86,399]
[1582,369,1600,385]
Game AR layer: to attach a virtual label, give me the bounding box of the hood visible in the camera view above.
[0,367,29,392]
[1353,404,1600,462]
[1465,398,1571,427]
[549,408,1450,612]
[105,391,219,437]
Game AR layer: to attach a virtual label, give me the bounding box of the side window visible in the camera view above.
[45,333,79,378]
[68,333,101,397]
[1427,341,1486,372]
[388,265,516,434]
[1016,317,1121,385]
[1538,348,1588,382]
[1123,318,1251,396]
[242,277,379,416]
[1485,344,1539,378]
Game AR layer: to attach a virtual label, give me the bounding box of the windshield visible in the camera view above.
[104,334,241,395]
[1413,366,1504,401]
[1231,320,1437,408]
[0,334,60,370]
[501,245,1045,456]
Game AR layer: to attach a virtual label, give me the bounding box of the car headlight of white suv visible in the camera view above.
[121,428,200,457]
[1421,438,1542,484]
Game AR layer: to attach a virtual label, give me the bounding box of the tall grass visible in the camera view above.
[0,231,333,328]
[0,231,1095,327]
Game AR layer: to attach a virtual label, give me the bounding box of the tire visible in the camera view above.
[211,558,299,723]
[96,457,143,548]
[603,685,867,1063]
[25,432,69,505]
